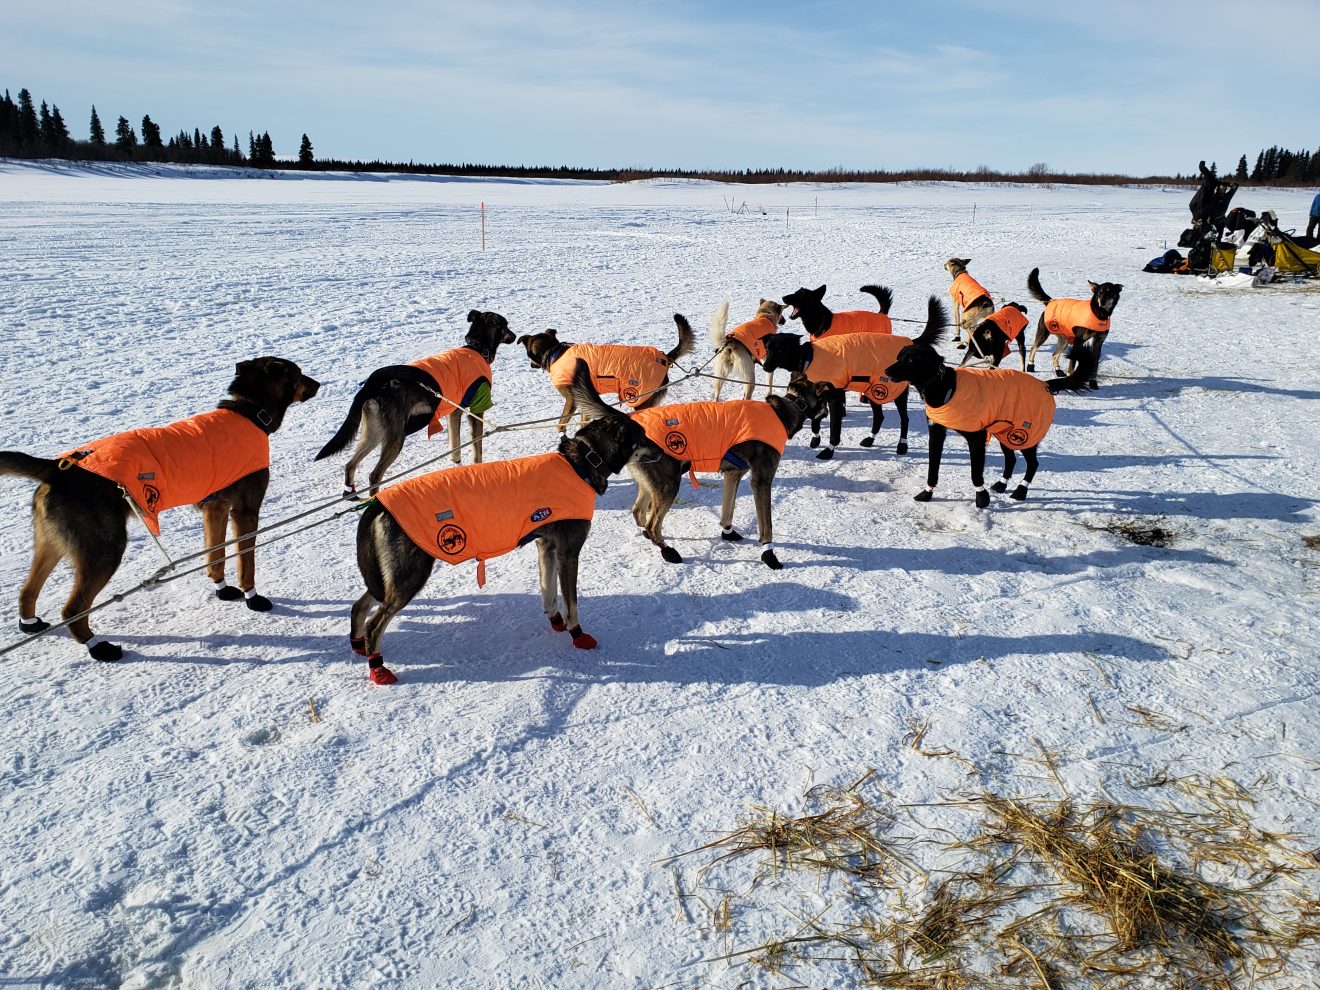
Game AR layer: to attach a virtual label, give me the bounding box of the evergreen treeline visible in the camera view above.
[4,83,1317,187]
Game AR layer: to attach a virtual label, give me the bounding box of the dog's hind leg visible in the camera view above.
[361,557,432,685]
[349,591,376,657]
[1011,445,1039,500]
[63,527,128,661]
[537,537,563,628]
[735,351,756,401]
[991,442,1017,493]
[859,397,883,449]
[343,406,385,494]
[914,422,948,502]
[712,349,728,402]
[816,388,846,460]
[367,430,407,496]
[202,498,241,602]
[1026,322,1049,373]
[1015,333,1028,373]
[468,414,485,462]
[644,470,682,563]
[717,467,747,543]
[963,429,991,508]
[548,521,595,649]
[18,511,62,633]
[748,458,783,570]
[446,409,463,465]
[557,392,575,432]
[893,391,910,455]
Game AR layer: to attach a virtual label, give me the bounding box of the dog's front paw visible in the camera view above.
[808,435,821,449]
[859,436,875,448]
[760,548,783,570]
[1026,363,1036,373]
[570,627,598,650]
[215,584,243,602]
[18,617,49,634]
[721,528,743,542]
[975,489,991,509]
[1010,485,1029,501]
[548,612,568,632]
[245,593,273,612]
[350,635,368,656]
[991,480,1008,494]
[660,545,683,564]
[88,639,123,662]
[914,489,933,502]
[1087,380,1099,391]
[815,447,835,461]
[368,657,397,685]
[896,441,908,455]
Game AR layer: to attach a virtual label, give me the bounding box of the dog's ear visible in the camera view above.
[569,359,619,422]
[812,285,827,301]
[516,334,530,346]
[545,328,558,338]
[1112,283,1124,293]
[758,298,767,305]
[236,357,288,380]
[467,309,481,324]
[1088,281,1099,293]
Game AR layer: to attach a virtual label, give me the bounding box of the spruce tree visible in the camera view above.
[90,106,106,145]
[232,134,241,161]
[16,89,38,145]
[248,130,257,165]
[51,105,69,145]
[38,101,54,146]
[258,131,274,167]
[211,125,224,151]
[141,115,163,149]
[1251,151,1264,181]
[115,115,137,154]
[298,133,314,167]
[1234,155,1248,182]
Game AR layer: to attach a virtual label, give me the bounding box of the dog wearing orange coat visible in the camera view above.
[709,298,786,400]
[885,298,1096,507]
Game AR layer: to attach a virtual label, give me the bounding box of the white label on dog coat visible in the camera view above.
[435,509,454,522]
[530,507,552,522]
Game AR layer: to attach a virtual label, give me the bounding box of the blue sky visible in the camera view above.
[10,0,1318,174]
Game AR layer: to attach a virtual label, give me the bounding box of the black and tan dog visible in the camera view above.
[315,310,516,495]
[761,330,913,459]
[518,315,695,430]
[0,358,319,661]
[709,298,786,400]
[885,298,1093,507]
[626,378,826,570]
[781,283,894,339]
[945,259,995,349]
[1026,269,1122,389]
[349,360,662,685]
[960,302,1030,371]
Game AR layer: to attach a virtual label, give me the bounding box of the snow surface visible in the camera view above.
[1,160,1318,988]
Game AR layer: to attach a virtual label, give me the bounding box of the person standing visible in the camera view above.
[1308,190,1320,239]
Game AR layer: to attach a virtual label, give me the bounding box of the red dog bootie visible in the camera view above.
[367,655,398,685]
[548,612,568,632]
[570,628,597,650]
[350,636,368,656]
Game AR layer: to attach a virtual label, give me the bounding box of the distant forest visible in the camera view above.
[2,86,1318,187]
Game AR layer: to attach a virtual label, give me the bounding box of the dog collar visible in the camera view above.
[546,344,568,368]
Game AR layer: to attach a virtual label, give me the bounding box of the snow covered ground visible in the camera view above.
[1,160,1318,988]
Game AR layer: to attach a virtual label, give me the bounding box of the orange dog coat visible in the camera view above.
[984,306,1029,357]
[376,452,596,586]
[949,272,991,311]
[923,369,1055,450]
[548,343,670,407]
[408,348,493,437]
[1043,298,1110,340]
[632,400,788,487]
[815,310,892,339]
[805,334,912,403]
[63,409,270,535]
[725,315,780,363]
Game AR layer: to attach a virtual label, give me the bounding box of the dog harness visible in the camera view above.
[376,452,597,587]
[949,272,991,311]
[923,368,1056,451]
[725,315,780,363]
[804,334,912,403]
[1043,298,1110,340]
[983,306,1029,357]
[408,348,494,436]
[62,409,270,536]
[815,310,892,339]
[632,400,788,488]
[548,343,670,407]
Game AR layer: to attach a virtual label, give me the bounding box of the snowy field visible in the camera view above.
[1,160,1318,989]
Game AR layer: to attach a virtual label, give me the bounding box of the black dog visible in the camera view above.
[1,358,320,660]
[315,310,516,495]
[761,330,912,458]
[349,361,661,685]
[885,298,1095,507]
[781,284,893,338]
[960,302,1030,371]
[1025,269,1122,389]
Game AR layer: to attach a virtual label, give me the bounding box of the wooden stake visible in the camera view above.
[481,201,486,250]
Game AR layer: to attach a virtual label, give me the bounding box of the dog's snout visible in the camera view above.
[298,376,322,401]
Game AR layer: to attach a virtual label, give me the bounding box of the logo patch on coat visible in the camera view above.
[866,381,891,402]
[664,431,688,456]
[143,484,161,513]
[1006,427,1029,447]
[437,524,468,556]
[620,385,640,404]
[530,507,552,523]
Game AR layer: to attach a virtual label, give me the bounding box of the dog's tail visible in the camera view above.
[0,452,59,484]
[1046,343,1100,395]
[709,300,730,351]
[1026,267,1051,305]
[314,388,369,461]
[916,295,948,348]
[859,284,893,314]
[667,313,696,363]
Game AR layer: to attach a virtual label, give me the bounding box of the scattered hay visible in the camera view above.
[681,766,1320,988]
[1303,535,1320,551]
[1085,518,1177,547]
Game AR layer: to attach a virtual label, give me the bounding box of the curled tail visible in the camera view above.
[859,284,893,314]
[667,313,696,363]
[1046,343,1100,394]
[0,452,59,484]
[1026,267,1051,305]
[315,387,370,460]
[709,300,730,350]
[916,295,948,347]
